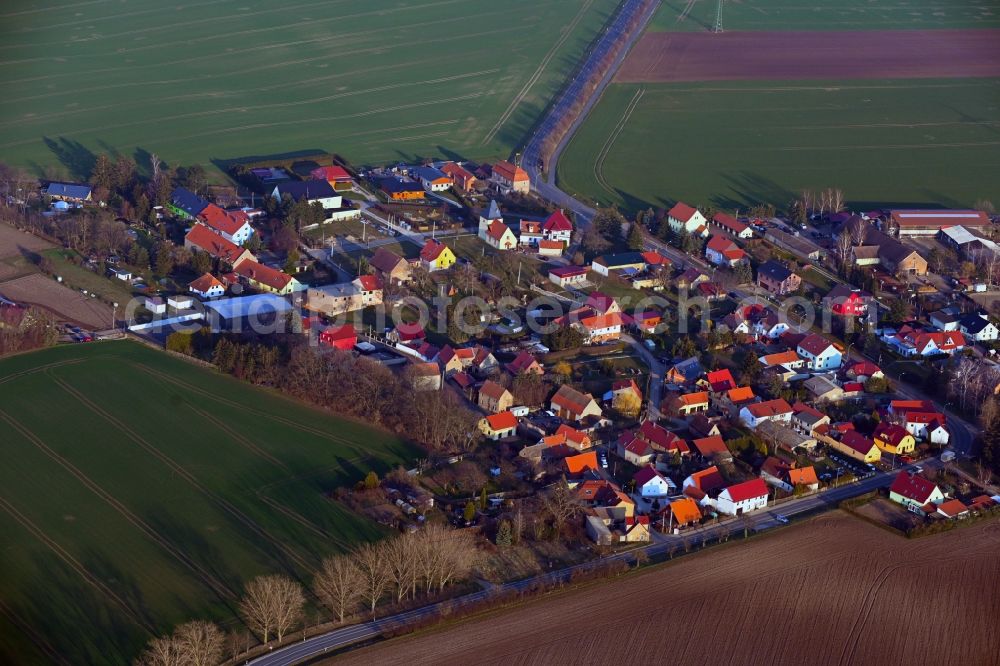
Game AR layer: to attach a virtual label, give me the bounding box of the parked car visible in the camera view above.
[775,514,789,524]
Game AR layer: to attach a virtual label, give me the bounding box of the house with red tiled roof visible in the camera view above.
[188,272,225,299]
[233,259,301,295]
[310,164,353,187]
[716,478,769,515]
[553,424,592,451]
[490,160,530,193]
[873,422,916,455]
[618,421,688,466]
[184,224,255,266]
[319,324,357,351]
[739,398,793,429]
[710,211,753,239]
[705,234,747,267]
[479,410,519,440]
[667,202,708,237]
[550,385,602,423]
[704,368,736,393]
[549,265,589,287]
[844,360,883,381]
[196,204,254,245]
[621,310,662,335]
[542,210,573,245]
[575,311,622,343]
[506,350,543,376]
[889,471,944,513]
[481,218,517,250]
[611,378,642,404]
[682,465,726,498]
[418,238,456,272]
[829,431,881,463]
[584,292,620,315]
[887,326,966,357]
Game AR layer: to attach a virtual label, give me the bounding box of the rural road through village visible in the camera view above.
[248,466,908,666]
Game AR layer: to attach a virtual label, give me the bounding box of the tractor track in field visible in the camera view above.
[0,598,72,666]
[51,376,315,573]
[0,358,84,386]
[594,86,644,196]
[0,495,156,633]
[188,404,290,471]
[483,0,596,144]
[0,407,238,603]
[134,362,371,451]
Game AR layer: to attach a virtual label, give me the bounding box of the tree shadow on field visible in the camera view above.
[435,145,469,164]
[142,507,246,606]
[42,136,96,181]
[17,551,149,664]
[209,148,336,176]
[712,171,796,210]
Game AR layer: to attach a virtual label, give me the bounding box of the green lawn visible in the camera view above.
[649,0,1000,32]
[558,78,1000,214]
[0,341,416,664]
[0,0,618,178]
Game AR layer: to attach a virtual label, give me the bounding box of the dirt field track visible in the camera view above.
[334,512,1000,666]
[616,29,1000,82]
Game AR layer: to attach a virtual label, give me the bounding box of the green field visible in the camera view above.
[0,0,618,178]
[650,0,1000,32]
[0,341,416,664]
[558,78,1000,212]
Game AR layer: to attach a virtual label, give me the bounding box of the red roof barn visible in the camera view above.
[319,324,357,350]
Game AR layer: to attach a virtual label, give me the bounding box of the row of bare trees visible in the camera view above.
[800,187,845,217]
[137,524,478,665]
[537,0,656,170]
[947,355,1000,416]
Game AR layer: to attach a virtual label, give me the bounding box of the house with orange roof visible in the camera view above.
[490,160,530,193]
[233,259,301,295]
[667,202,709,237]
[575,311,623,343]
[739,398,793,429]
[441,162,477,192]
[691,435,731,462]
[518,219,543,247]
[564,450,600,482]
[760,457,819,493]
[710,211,753,239]
[719,385,757,416]
[184,224,255,266]
[188,272,225,299]
[435,345,475,375]
[419,238,456,272]
[555,424,592,451]
[550,384,602,423]
[478,410,518,440]
[682,465,726,501]
[665,391,709,417]
[310,165,353,188]
[478,380,513,414]
[936,498,969,519]
[668,497,703,528]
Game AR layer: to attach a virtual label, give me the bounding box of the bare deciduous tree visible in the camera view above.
[354,542,390,617]
[314,555,363,623]
[135,636,182,666]
[238,574,305,644]
[542,479,583,537]
[173,621,225,666]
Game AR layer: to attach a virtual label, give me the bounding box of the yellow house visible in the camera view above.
[234,259,300,296]
[873,422,916,455]
[829,431,882,464]
[419,239,456,272]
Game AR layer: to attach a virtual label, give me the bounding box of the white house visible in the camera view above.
[145,297,167,315]
[739,398,793,429]
[796,334,842,371]
[633,465,675,500]
[542,210,574,245]
[889,471,944,513]
[715,479,769,515]
[189,273,226,299]
[959,314,999,342]
[271,181,342,209]
[167,295,194,310]
[667,202,709,237]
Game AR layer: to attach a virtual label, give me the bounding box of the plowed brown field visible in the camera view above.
[334,512,1000,665]
[616,29,1000,82]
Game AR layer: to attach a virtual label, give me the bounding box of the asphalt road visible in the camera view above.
[522,0,659,226]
